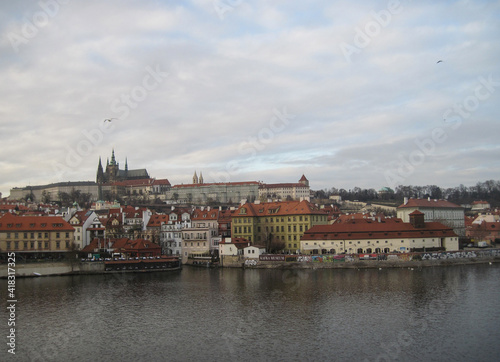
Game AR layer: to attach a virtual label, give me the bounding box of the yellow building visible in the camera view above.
[232,200,328,253]
[0,213,75,259]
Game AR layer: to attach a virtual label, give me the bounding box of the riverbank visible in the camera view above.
[239,257,500,269]
[3,253,499,277]
[0,260,181,278]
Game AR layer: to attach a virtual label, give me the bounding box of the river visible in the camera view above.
[3,264,500,361]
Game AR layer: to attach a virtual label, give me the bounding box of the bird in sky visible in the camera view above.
[104,118,117,123]
[437,60,443,64]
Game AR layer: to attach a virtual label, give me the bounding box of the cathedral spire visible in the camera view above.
[199,172,204,184]
[193,171,198,184]
[110,149,116,165]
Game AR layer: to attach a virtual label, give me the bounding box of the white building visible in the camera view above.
[397,198,465,237]
[301,211,459,254]
[243,245,266,258]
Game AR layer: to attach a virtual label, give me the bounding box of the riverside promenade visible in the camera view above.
[223,248,500,269]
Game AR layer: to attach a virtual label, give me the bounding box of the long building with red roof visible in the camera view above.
[0,213,75,259]
[301,211,459,254]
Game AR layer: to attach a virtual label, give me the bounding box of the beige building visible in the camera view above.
[301,211,459,254]
[397,198,465,237]
[167,181,260,204]
[258,175,311,201]
[0,213,75,258]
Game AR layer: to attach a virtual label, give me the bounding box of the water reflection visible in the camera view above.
[3,264,500,361]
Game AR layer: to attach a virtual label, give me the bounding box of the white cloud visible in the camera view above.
[0,0,499,197]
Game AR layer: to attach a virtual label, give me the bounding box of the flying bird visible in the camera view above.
[104,118,117,123]
[437,60,443,64]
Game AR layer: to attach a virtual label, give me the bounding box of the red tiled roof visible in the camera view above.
[147,214,169,227]
[234,200,327,217]
[260,183,307,189]
[302,219,456,241]
[398,198,462,209]
[0,213,74,232]
[172,181,260,189]
[192,209,219,220]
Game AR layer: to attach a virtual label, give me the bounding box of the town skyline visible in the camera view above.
[1,1,499,198]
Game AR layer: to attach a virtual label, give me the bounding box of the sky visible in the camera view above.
[1,0,499,197]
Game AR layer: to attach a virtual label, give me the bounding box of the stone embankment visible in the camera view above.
[0,261,104,278]
[223,249,500,269]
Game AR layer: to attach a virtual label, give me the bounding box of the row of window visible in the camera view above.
[184,242,207,247]
[5,232,70,239]
[5,240,71,250]
[304,239,439,246]
[235,216,312,223]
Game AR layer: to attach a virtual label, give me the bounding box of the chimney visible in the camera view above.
[409,211,425,228]
[428,197,431,201]
[404,197,408,205]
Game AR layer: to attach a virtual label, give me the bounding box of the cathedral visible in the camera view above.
[96,149,149,184]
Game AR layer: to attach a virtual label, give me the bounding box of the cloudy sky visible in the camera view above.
[1,0,499,197]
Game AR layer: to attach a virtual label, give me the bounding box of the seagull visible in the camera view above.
[104,118,117,123]
[437,60,443,64]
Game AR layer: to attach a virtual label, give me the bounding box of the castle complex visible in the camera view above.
[96,149,149,184]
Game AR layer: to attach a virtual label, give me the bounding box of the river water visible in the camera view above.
[3,264,500,361]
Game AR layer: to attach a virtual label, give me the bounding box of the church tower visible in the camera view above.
[199,172,204,184]
[193,171,199,184]
[299,174,309,187]
[96,157,104,200]
[106,149,119,182]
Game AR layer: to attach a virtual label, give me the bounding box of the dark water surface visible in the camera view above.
[3,264,500,361]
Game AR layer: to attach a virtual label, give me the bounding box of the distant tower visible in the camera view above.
[96,157,104,183]
[199,172,204,184]
[96,157,104,200]
[193,171,198,184]
[106,149,119,182]
[299,174,309,187]
[125,157,128,179]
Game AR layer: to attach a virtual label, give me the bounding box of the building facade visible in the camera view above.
[231,200,329,253]
[0,213,75,259]
[397,198,465,237]
[301,211,459,254]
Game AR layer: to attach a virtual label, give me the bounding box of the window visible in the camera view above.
[56,242,60,249]
[14,241,19,249]
[45,242,49,249]
[56,232,60,238]
[24,242,28,249]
